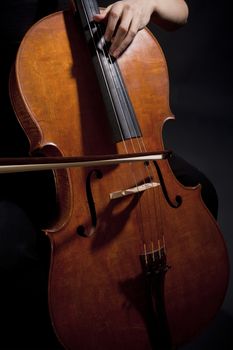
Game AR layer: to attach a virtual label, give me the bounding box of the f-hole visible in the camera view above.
[153,161,182,208]
[76,169,103,237]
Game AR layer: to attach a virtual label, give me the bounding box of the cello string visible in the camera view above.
[80,0,128,153]
[86,1,146,156]
[88,1,160,251]
[89,0,164,252]
[80,0,148,244]
[88,3,159,252]
[87,0,163,252]
[87,0,152,164]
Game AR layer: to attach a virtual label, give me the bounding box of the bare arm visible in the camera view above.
[93,0,189,58]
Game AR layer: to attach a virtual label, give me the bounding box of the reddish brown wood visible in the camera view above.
[9,10,229,350]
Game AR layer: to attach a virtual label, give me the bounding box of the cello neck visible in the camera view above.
[72,0,142,143]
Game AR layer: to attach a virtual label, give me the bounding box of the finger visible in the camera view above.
[111,16,139,58]
[109,7,133,55]
[93,13,105,22]
[104,5,124,42]
[93,6,112,22]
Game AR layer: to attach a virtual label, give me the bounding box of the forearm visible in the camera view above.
[151,0,189,30]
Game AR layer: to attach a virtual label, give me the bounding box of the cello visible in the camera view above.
[7,0,229,348]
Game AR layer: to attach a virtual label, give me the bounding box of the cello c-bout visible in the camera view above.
[9,1,229,349]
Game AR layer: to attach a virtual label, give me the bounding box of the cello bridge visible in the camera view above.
[109,181,160,200]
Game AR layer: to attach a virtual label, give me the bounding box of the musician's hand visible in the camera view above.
[93,0,188,58]
[93,0,156,58]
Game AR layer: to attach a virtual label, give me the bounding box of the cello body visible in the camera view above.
[9,7,229,350]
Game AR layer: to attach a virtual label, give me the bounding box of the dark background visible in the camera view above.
[149,0,233,349]
[0,0,232,349]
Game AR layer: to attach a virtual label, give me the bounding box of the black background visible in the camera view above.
[0,0,232,349]
[148,1,233,348]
